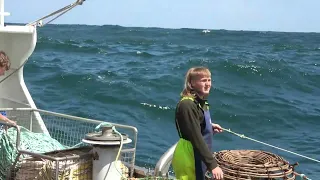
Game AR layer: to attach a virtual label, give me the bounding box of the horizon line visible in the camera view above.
[5,21,320,34]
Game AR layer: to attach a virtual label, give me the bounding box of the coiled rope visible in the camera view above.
[221,127,316,180]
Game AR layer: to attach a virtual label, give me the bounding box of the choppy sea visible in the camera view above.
[24,25,319,178]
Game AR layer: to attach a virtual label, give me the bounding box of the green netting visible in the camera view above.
[0,126,65,180]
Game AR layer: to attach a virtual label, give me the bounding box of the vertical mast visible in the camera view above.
[0,0,10,27]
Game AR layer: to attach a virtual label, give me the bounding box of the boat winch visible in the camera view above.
[82,123,132,180]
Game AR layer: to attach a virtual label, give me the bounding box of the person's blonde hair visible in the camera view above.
[181,67,211,97]
[0,51,11,70]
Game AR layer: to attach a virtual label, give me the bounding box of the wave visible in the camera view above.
[24,25,320,179]
[37,39,101,53]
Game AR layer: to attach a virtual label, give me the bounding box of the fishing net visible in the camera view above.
[0,126,65,180]
[215,150,296,180]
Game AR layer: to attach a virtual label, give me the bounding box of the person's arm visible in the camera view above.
[0,114,16,125]
[176,100,217,170]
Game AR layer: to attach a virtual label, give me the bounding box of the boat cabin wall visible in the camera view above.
[0,26,37,107]
[0,26,49,134]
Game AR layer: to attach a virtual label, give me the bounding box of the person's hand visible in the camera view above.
[2,117,16,126]
[7,118,16,125]
[212,123,223,133]
[212,166,223,180]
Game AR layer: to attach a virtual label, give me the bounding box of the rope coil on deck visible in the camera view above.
[215,150,296,180]
[220,127,314,180]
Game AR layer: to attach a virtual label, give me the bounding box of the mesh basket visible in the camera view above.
[12,147,93,180]
[215,150,296,180]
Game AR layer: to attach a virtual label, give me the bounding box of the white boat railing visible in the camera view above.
[154,142,176,177]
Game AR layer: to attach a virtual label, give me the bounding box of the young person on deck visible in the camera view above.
[172,67,224,180]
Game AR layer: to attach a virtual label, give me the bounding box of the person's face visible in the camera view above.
[0,66,6,76]
[191,75,212,97]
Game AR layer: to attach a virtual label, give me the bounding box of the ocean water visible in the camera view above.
[24,24,319,178]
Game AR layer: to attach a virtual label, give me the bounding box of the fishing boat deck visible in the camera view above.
[0,108,138,180]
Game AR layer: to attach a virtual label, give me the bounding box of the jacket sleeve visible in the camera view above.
[176,100,218,170]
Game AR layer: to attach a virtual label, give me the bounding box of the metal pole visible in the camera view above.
[0,0,9,27]
[0,0,4,27]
